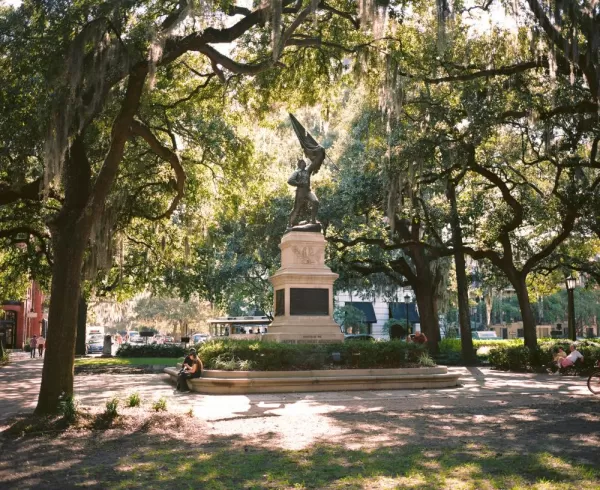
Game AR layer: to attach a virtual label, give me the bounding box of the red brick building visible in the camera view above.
[0,281,45,349]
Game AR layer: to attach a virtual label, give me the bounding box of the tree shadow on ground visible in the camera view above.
[1,400,599,490]
[322,400,600,463]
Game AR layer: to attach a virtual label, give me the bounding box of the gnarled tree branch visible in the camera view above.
[130,119,186,220]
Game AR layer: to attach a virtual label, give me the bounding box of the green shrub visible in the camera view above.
[439,338,525,354]
[126,392,141,407]
[152,397,167,412]
[438,338,527,364]
[58,393,78,422]
[418,353,436,367]
[334,305,367,334]
[488,340,600,374]
[116,343,186,358]
[195,339,429,371]
[208,354,256,371]
[105,398,119,418]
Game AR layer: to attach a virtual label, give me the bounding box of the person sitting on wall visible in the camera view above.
[177,349,203,392]
[558,344,584,370]
[181,347,196,369]
[547,346,567,373]
[554,346,567,365]
[412,331,428,344]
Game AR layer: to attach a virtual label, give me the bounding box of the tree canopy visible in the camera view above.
[1,0,600,411]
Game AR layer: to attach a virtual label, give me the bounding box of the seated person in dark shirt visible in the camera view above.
[182,348,196,368]
[177,349,203,392]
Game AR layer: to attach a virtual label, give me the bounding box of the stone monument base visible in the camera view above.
[264,231,343,344]
[164,366,461,394]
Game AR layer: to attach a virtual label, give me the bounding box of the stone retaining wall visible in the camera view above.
[165,366,460,394]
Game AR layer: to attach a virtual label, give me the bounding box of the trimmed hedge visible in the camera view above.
[488,340,600,374]
[437,338,525,365]
[194,339,429,371]
[116,343,186,358]
[439,338,526,352]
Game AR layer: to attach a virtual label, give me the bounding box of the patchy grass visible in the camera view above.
[77,443,600,489]
[3,408,196,438]
[75,357,181,367]
[126,392,142,408]
[2,402,599,490]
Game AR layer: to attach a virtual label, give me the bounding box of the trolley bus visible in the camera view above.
[208,316,271,339]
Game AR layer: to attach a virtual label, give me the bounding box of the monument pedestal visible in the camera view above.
[262,231,343,344]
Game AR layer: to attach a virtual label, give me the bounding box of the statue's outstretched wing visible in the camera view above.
[289,113,325,174]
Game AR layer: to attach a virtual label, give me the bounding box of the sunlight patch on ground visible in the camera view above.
[345,474,428,489]
[508,409,540,422]
[472,414,500,423]
[575,412,600,422]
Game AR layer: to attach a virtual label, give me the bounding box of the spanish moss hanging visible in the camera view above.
[44,21,125,196]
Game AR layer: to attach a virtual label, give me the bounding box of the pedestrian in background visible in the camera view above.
[29,335,38,358]
[37,335,45,358]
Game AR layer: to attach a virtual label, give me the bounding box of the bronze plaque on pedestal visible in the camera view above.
[290,288,328,316]
[275,289,285,316]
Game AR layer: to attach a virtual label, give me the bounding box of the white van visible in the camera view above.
[86,325,105,340]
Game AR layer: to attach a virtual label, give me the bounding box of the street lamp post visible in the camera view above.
[566,275,577,341]
[404,293,411,341]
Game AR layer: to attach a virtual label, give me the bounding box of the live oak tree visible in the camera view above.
[0,0,371,414]
[322,0,600,354]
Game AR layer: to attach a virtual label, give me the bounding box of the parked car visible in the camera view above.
[86,334,104,354]
[163,336,175,343]
[192,333,210,344]
[344,334,376,342]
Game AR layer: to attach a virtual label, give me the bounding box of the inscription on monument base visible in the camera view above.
[281,335,339,345]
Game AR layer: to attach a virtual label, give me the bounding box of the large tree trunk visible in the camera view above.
[409,244,441,355]
[35,135,93,414]
[412,280,440,355]
[447,182,476,363]
[35,69,146,414]
[414,284,440,355]
[36,229,90,413]
[75,295,87,356]
[512,274,537,350]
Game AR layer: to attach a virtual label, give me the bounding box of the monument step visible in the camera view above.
[165,366,460,394]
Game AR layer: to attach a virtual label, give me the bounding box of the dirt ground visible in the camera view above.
[1,396,599,489]
[1,362,599,489]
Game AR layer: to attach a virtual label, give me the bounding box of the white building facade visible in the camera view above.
[334,289,420,339]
